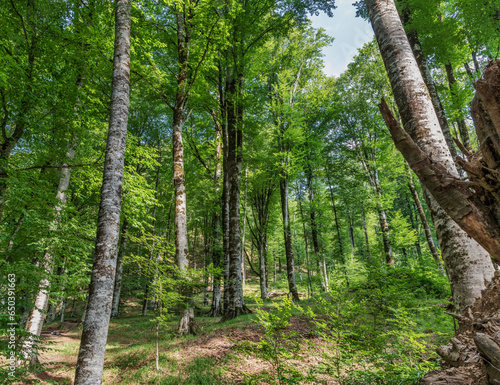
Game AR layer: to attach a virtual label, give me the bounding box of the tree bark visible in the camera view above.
[306,168,328,291]
[111,217,129,318]
[373,165,394,266]
[279,175,300,301]
[361,209,371,259]
[172,9,195,335]
[398,4,458,160]
[423,189,494,310]
[241,164,248,289]
[22,140,76,365]
[368,0,500,261]
[74,1,131,383]
[221,69,248,321]
[297,187,313,296]
[326,173,349,285]
[405,164,444,274]
[445,63,472,151]
[249,185,274,300]
[346,206,356,256]
[209,109,224,317]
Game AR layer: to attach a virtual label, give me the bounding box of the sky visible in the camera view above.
[309,0,374,77]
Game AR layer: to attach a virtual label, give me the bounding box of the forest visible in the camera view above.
[1,0,500,383]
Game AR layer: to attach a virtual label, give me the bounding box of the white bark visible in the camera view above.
[367,0,494,310]
[21,142,76,365]
[424,190,494,310]
[74,0,131,383]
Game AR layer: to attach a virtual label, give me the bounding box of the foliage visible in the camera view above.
[305,265,451,384]
[237,295,311,385]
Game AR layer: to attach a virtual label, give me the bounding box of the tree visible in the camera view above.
[365,0,495,310]
[74,0,131,383]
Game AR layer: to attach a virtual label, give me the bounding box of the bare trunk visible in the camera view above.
[173,10,194,335]
[297,187,313,296]
[22,141,76,365]
[445,63,472,151]
[373,166,394,266]
[46,303,56,324]
[361,210,371,259]
[177,308,195,335]
[209,210,223,317]
[241,164,248,289]
[346,207,356,255]
[60,297,67,323]
[306,169,328,292]
[221,70,248,321]
[423,189,494,310]
[327,178,349,286]
[111,217,129,318]
[367,0,494,309]
[222,112,230,315]
[209,121,223,317]
[74,1,131,382]
[375,18,500,260]
[399,5,458,159]
[279,176,300,301]
[406,165,444,274]
[259,235,268,299]
[203,238,210,306]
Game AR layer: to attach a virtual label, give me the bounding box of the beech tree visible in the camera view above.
[364,0,495,310]
[74,0,131,383]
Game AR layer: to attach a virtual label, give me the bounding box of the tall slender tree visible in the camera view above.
[74,0,131,383]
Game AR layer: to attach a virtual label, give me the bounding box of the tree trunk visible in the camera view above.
[345,207,356,255]
[203,234,210,306]
[279,176,300,301]
[361,208,371,259]
[297,187,313,296]
[241,164,248,289]
[398,5,458,160]
[209,118,223,317]
[209,211,223,317]
[373,165,394,266]
[222,100,230,315]
[405,191,423,261]
[367,0,495,310]
[173,10,194,335]
[445,63,472,151]
[111,217,129,318]
[74,1,131,382]
[406,165,444,274]
[306,168,328,292]
[423,189,494,310]
[221,70,248,321]
[373,1,500,260]
[327,179,349,286]
[60,297,67,323]
[22,141,76,365]
[259,233,268,299]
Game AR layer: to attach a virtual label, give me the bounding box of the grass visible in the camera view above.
[9,269,454,385]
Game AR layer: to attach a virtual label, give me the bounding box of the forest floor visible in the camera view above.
[14,273,455,385]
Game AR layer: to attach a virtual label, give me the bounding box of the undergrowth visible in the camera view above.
[2,264,453,384]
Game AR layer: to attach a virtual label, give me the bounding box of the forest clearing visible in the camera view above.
[1,0,500,384]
